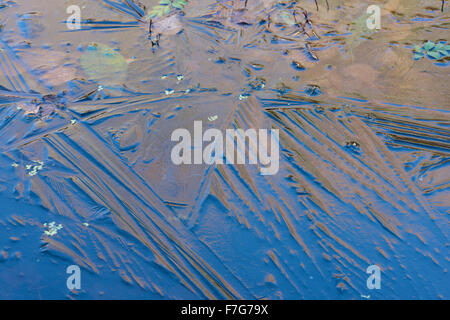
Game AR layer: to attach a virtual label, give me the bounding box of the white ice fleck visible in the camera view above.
[43,221,63,236]
[26,160,44,176]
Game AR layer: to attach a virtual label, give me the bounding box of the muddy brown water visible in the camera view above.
[0,0,448,299]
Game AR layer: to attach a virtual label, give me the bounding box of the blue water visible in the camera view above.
[0,0,449,299]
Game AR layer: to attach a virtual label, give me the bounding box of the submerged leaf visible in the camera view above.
[80,43,128,84]
[147,5,167,18]
[423,41,435,51]
[412,41,450,61]
[413,45,423,53]
[163,4,171,15]
[427,51,441,59]
[172,2,185,10]
[434,43,444,50]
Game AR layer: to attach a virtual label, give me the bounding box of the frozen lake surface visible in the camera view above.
[0,0,448,299]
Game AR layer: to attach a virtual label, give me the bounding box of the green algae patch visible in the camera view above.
[80,43,128,84]
[413,41,450,61]
[145,0,187,20]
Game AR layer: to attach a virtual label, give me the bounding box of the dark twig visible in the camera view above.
[442,0,445,12]
[314,0,319,11]
[149,30,160,47]
[302,9,311,26]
